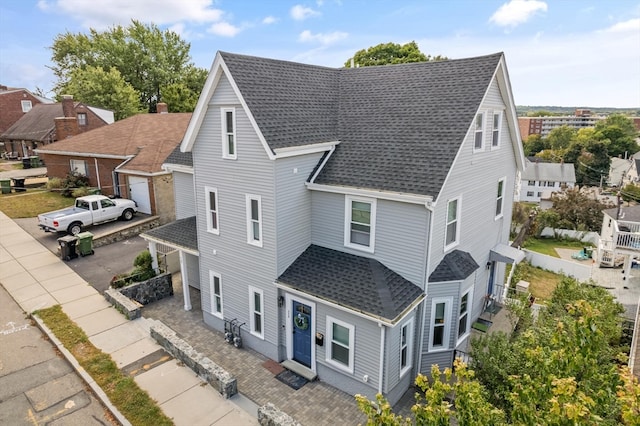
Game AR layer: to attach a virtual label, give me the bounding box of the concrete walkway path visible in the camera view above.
[0,211,257,426]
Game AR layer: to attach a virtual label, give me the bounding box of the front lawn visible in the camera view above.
[523,237,590,258]
[0,190,74,218]
[509,261,564,302]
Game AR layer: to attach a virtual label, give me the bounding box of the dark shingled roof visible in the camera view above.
[429,250,480,283]
[220,51,503,199]
[164,144,193,167]
[142,216,198,252]
[277,245,424,323]
[1,103,62,142]
[603,205,640,223]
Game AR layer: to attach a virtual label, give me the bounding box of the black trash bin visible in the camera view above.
[11,178,26,192]
[58,235,78,261]
[22,158,31,169]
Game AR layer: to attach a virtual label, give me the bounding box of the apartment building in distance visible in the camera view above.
[518,109,605,138]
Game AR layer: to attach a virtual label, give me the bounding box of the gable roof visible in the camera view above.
[522,160,576,183]
[36,113,192,174]
[276,244,424,324]
[187,51,511,199]
[428,249,480,283]
[1,103,63,142]
[0,87,54,104]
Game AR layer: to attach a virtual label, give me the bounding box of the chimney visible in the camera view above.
[61,94,74,117]
[55,116,79,141]
[157,103,168,114]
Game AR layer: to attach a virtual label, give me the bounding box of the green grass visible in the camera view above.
[523,237,590,258]
[34,305,173,426]
[0,190,74,218]
[510,261,564,302]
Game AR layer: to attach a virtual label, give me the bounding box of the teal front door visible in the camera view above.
[292,301,312,367]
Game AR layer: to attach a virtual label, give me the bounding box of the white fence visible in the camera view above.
[523,249,592,282]
[538,228,600,245]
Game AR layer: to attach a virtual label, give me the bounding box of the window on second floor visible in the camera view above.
[492,112,502,147]
[77,113,87,126]
[344,196,376,253]
[474,113,484,151]
[205,187,219,234]
[221,108,236,159]
[21,100,32,112]
[496,178,505,218]
[246,194,262,247]
[445,197,460,249]
[527,180,536,186]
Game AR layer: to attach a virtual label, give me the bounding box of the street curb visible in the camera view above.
[31,314,132,426]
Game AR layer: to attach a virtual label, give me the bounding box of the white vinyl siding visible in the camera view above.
[246,194,263,247]
[210,271,223,318]
[400,318,414,377]
[344,196,376,253]
[473,113,484,151]
[492,111,502,148]
[249,286,264,339]
[429,297,452,351]
[326,316,355,373]
[444,196,461,250]
[205,186,219,234]
[221,107,236,159]
[457,288,473,343]
[495,177,505,219]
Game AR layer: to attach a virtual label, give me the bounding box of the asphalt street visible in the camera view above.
[0,284,117,425]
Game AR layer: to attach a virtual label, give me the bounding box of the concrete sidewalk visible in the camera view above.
[0,211,257,426]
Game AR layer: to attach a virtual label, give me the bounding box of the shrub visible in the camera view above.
[61,171,90,197]
[46,177,63,190]
[71,187,91,197]
[133,250,156,281]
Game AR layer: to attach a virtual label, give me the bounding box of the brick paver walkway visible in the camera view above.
[142,275,368,425]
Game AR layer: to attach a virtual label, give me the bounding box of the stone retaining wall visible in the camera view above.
[104,288,142,320]
[93,216,159,248]
[118,273,173,305]
[150,321,237,399]
[258,403,301,426]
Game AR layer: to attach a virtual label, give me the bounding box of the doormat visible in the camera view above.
[485,303,502,315]
[275,369,308,390]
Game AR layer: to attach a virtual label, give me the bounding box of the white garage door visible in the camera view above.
[129,176,151,214]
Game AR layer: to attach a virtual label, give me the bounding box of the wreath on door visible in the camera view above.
[294,313,309,330]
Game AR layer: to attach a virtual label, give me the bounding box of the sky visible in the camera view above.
[0,0,639,108]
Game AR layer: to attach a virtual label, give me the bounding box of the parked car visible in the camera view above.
[38,194,137,235]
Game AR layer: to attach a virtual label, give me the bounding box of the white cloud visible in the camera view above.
[262,16,277,25]
[208,21,242,37]
[299,30,348,45]
[290,5,320,21]
[602,18,640,33]
[489,0,547,28]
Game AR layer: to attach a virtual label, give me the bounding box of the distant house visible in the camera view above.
[36,104,191,224]
[1,95,113,158]
[598,205,640,275]
[519,159,576,203]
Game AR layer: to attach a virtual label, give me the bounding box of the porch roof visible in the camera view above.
[429,249,479,283]
[276,245,424,323]
[489,243,525,264]
[140,216,199,255]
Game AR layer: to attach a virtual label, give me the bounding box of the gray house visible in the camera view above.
[142,51,526,405]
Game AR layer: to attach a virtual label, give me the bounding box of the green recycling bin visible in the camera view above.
[0,179,10,194]
[30,156,40,168]
[76,232,94,256]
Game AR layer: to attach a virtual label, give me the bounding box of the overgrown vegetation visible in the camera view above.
[111,250,157,288]
[356,277,640,425]
[0,190,74,218]
[60,171,90,197]
[34,305,172,426]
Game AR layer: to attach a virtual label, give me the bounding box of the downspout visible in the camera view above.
[378,323,385,394]
[94,158,101,190]
[416,199,435,374]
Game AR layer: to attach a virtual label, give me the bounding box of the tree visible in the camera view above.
[577,139,611,186]
[63,66,141,120]
[546,125,576,150]
[50,20,206,116]
[345,41,447,67]
[544,187,615,232]
[621,183,640,203]
[522,134,548,156]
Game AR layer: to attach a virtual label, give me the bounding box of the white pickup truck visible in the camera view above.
[38,194,138,235]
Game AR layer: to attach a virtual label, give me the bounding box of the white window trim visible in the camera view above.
[77,112,87,126]
[444,196,461,251]
[473,112,485,152]
[70,159,88,176]
[209,271,223,319]
[399,317,414,378]
[429,297,453,352]
[457,288,473,345]
[205,186,219,234]
[491,111,502,149]
[245,194,263,247]
[343,195,377,253]
[249,286,264,339]
[221,107,237,159]
[21,100,32,113]
[326,315,355,373]
[495,177,506,220]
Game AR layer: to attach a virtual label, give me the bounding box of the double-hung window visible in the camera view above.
[21,100,32,112]
[249,286,264,338]
[70,159,89,176]
[221,108,236,159]
[210,271,223,318]
[326,316,354,373]
[458,288,473,342]
[77,112,87,126]
[496,178,505,219]
[492,112,502,148]
[445,197,460,249]
[400,318,414,377]
[205,187,219,234]
[430,297,452,351]
[246,195,262,247]
[474,113,484,151]
[344,196,376,253]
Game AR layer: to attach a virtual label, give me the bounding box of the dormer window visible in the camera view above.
[221,108,236,159]
[77,113,87,126]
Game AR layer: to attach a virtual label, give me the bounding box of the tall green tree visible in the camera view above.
[50,20,206,116]
[345,41,447,67]
[63,66,141,120]
[546,125,576,150]
[522,133,548,156]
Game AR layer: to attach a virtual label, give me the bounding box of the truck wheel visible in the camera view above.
[68,222,82,235]
[121,209,134,221]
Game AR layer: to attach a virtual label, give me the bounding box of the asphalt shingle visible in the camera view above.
[164,144,193,167]
[141,216,198,252]
[428,249,480,283]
